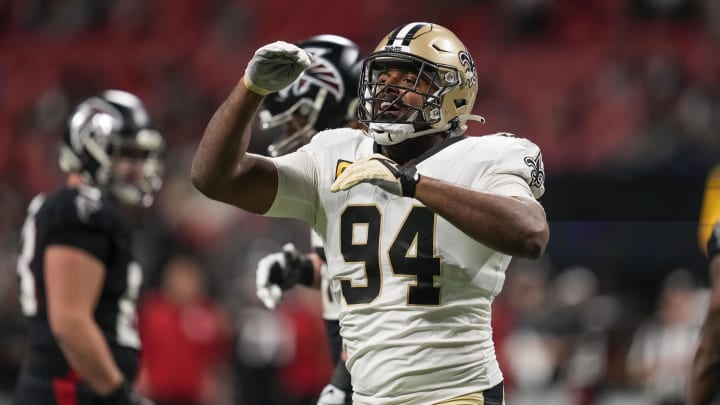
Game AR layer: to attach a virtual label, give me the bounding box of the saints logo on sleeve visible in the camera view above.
[523,152,545,189]
[472,133,546,199]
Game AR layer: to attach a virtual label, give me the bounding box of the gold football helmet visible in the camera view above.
[359,22,485,145]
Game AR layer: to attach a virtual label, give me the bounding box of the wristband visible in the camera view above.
[103,380,132,405]
[399,166,420,198]
[242,75,271,96]
[330,360,353,393]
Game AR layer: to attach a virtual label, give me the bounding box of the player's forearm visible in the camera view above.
[191,78,264,199]
[414,176,548,258]
[52,315,124,395]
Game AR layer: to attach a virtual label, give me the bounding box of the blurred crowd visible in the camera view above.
[1,0,720,403]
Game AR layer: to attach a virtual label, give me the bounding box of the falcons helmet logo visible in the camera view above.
[279,46,345,102]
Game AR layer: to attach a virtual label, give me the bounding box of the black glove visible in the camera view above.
[270,243,315,289]
[256,243,315,309]
[102,381,154,405]
[709,220,720,260]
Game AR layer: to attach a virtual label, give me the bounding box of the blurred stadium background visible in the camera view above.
[1,0,719,404]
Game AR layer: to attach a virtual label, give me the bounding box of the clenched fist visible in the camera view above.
[243,41,313,96]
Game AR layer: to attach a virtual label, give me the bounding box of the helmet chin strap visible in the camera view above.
[369,122,443,145]
[370,113,486,145]
[451,114,486,136]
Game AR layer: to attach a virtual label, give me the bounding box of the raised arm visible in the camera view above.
[191,41,312,214]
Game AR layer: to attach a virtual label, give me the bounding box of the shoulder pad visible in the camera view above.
[490,136,545,198]
[47,187,123,232]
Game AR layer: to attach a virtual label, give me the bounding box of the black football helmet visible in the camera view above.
[259,34,362,157]
[59,89,164,207]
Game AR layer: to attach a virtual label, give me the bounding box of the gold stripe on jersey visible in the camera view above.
[335,159,353,180]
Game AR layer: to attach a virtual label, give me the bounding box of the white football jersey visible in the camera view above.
[266,128,545,405]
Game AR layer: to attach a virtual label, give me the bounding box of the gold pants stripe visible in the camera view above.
[433,390,506,405]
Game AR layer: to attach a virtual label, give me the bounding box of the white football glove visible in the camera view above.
[316,384,348,405]
[256,251,284,309]
[256,243,314,309]
[330,153,420,197]
[243,41,312,96]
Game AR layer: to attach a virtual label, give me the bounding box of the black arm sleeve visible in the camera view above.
[330,359,352,395]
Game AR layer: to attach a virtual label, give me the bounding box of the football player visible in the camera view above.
[688,219,720,405]
[192,22,549,404]
[14,90,162,405]
[254,34,362,405]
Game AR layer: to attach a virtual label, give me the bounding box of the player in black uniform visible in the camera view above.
[14,90,163,405]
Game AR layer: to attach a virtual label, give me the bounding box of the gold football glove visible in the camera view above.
[330,153,420,197]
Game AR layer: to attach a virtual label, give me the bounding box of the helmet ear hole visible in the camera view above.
[454,99,467,108]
